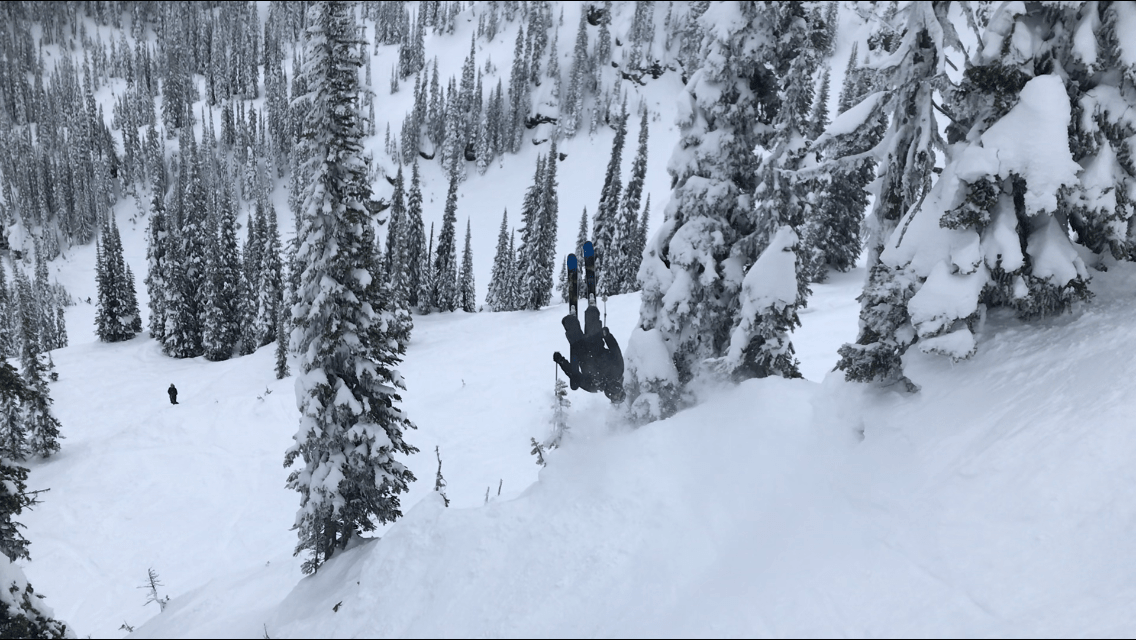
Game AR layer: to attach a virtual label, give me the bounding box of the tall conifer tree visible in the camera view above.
[459,219,476,313]
[486,209,513,312]
[285,1,417,574]
[594,100,627,296]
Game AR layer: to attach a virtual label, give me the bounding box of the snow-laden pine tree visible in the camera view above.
[275,303,290,380]
[403,161,428,310]
[0,258,13,359]
[524,138,560,310]
[420,223,436,314]
[724,2,825,382]
[0,348,28,461]
[32,241,68,350]
[835,2,1131,379]
[830,2,966,391]
[385,164,407,299]
[507,24,530,153]
[431,172,460,312]
[594,99,627,296]
[239,203,266,355]
[256,204,285,347]
[0,406,70,637]
[516,154,547,310]
[610,107,649,294]
[459,218,476,313]
[1060,2,1136,262]
[202,184,242,361]
[17,271,62,460]
[94,216,141,343]
[504,228,520,310]
[626,194,651,291]
[163,134,209,359]
[562,10,589,138]
[626,2,785,423]
[803,51,883,283]
[285,1,417,575]
[485,210,513,313]
[798,67,836,283]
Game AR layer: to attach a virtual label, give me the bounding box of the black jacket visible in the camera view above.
[558,328,623,393]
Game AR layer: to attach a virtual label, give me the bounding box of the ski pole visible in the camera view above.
[603,295,607,327]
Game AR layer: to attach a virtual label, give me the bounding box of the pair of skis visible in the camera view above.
[566,241,595,317]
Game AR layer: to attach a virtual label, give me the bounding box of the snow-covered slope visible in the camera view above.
[20,257,1136,637]
[126,264,1136,639]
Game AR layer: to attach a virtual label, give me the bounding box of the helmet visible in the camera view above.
[604,381,626,404]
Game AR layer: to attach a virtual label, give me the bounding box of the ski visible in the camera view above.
[567,253,579,317]
[583,241,596,306]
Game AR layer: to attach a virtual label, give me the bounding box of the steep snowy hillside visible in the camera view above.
[114,262,1136,638]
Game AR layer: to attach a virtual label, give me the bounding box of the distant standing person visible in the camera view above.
[168,383,178,405]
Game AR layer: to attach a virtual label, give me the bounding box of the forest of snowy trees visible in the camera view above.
[625,1,1136,423]
[0,0,1135,627]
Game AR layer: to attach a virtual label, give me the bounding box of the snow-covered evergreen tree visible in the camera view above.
[202,184,242,361]
[516,154,547,310]
[505,228,520,311]
[459,218,476,313]
[486,209,513,312]
[404,162,427,310]
[0,259,13,359]
[594,99,627,296]
[530,139,560,310]
[432,173,460,312]
[626,2,782,423]
[626,194,651,291]
[0,418,70,637]
[13,265,62,460]
[163,134,209,359]
[804,55,882,284]
[285,1,417,575]
[831,2,964,391]
[726,2,825,382]
[507,24,530,153]
[1060,2,1136,262]
[420,222,436,314]
[256,204,285,347]
[385,165,408,301]
[94,216,140,343]
[563,11,589,138]
[275,303,290,380]
[611,107,649,294]
[834,2,1127,380]
[239,203,266,355]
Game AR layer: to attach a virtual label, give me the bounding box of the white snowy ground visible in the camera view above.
[19,257,1136,638]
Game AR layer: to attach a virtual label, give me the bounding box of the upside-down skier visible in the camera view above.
[553,243,626,404]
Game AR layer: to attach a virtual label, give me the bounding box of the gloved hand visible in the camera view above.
[602,327,611,338]
[553,351,565,363]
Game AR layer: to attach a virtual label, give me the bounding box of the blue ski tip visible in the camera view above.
[583,241,594,257]
[567,254,577,269]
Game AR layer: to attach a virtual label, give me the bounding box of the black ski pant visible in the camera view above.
[563,304,602,346]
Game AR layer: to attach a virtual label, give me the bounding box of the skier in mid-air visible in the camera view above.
[553,242,626,404]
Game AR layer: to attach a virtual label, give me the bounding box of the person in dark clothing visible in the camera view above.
[554,304,626,403]
[168,383,178,405]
